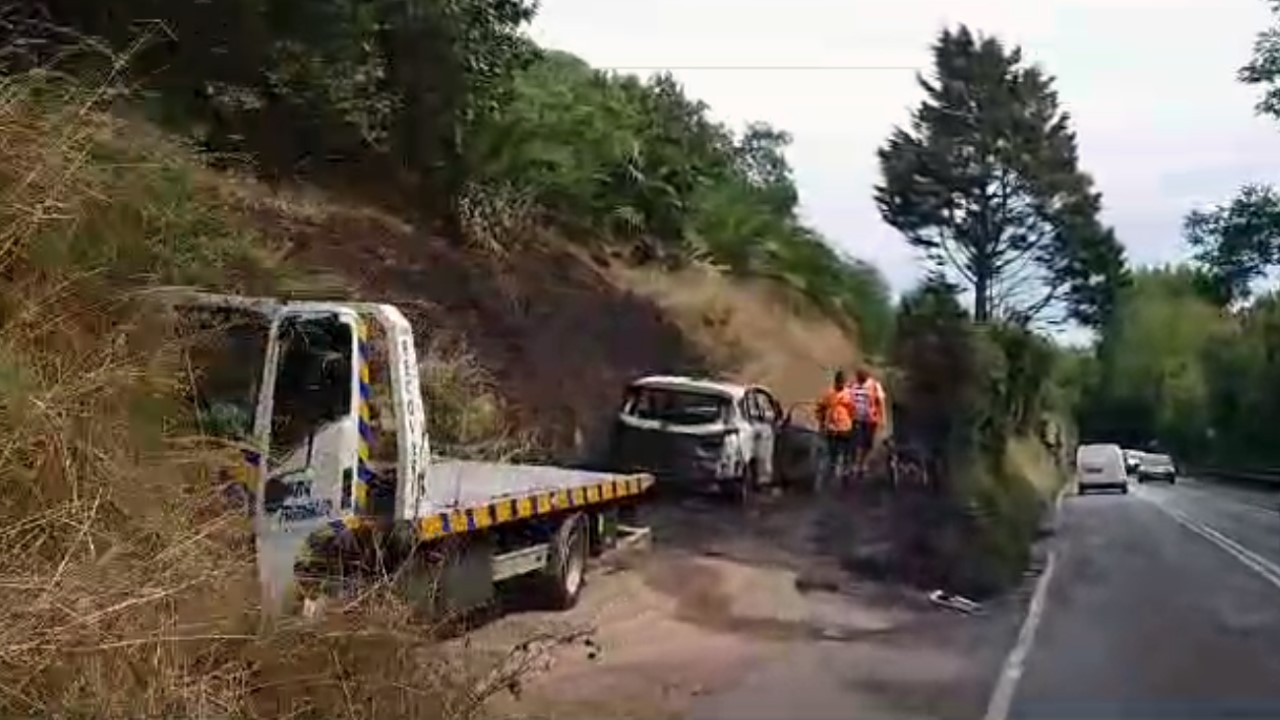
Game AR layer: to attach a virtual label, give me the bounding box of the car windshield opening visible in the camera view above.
[625,387,728,426]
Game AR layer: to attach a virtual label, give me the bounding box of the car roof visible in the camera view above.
[629,375,751,398]
[1078,443,1122,458]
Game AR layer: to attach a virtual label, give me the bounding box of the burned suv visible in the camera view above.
[607,376,819,497]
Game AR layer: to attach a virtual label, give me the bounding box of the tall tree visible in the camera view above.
[1184,184,1280,306]
[875,26,1127,326]
[1182,3,1280,304]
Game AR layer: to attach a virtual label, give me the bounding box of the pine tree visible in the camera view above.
[876,26,1127,327]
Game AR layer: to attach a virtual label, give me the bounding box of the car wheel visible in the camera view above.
[735,462,758,505]
[1120,484,1129,495]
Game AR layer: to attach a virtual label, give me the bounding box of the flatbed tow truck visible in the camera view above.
[163,291,654,615]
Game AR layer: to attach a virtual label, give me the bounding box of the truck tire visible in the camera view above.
[542,513,588,610]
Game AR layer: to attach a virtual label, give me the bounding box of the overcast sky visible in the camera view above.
[530,0,1280,296]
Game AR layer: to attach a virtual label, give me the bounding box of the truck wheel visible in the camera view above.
[542,513,588,610]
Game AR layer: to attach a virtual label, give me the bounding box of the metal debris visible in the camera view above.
[928,589,983,614]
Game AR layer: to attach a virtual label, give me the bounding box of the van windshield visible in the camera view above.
[624,387,728,426]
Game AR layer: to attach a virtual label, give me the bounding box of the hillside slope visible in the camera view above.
[232,183,862,458]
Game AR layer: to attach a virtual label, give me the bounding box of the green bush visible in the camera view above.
[890,279,1055,596]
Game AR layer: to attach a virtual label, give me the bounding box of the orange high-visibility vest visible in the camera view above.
[817,387,855,433]
[851,378,886,425]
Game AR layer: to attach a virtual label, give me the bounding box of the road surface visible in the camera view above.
[1007,477,1280,719]
[481,477,1280,719]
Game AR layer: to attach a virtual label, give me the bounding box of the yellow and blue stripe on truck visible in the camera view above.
[414,474,654,541]
[354,320,374,515]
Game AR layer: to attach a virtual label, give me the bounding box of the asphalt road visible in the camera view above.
[1008,476,1280,719]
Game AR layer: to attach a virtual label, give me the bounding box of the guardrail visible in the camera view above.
[1188,466,1280,488]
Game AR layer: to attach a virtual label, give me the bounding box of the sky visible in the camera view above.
[529,0,1280,297]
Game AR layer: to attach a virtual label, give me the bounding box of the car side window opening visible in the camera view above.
[269,315,353,466]
[752,390,779,424]
[626,387,728,425]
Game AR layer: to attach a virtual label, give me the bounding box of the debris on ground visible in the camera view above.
[927,590,983,614]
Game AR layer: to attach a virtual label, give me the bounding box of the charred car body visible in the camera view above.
[607,376,817,496]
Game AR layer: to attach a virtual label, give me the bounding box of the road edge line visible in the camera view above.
[982,483,1067,720]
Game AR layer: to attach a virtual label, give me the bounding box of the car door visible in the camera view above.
[745,389,779,484]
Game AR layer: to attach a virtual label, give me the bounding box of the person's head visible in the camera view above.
[855,367,870,384]
[833,369,846,389]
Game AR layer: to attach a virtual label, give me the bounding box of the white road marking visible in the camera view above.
[983,484,1068,720]
[1146,497,1280,592]
[983,552,1056,720]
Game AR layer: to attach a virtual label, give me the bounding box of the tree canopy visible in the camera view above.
[23,5,893,351]
[876,26,1127,328]
[472,50,893,348]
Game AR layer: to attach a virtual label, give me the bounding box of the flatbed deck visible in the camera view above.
[414,461,654,540]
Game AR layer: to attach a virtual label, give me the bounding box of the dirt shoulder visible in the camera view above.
[470,494,1032,719]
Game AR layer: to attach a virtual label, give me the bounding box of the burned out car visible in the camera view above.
[607,376,818,496]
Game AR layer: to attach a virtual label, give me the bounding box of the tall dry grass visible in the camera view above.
[420,336,539,463]
[611,262,864,416]
[0,64,554,719]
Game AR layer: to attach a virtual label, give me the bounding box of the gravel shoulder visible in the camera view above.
[471,493,1033,719]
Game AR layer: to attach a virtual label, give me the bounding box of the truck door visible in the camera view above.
[253,308,362,612]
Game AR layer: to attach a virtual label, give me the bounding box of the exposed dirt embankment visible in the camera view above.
[236,187,863,458]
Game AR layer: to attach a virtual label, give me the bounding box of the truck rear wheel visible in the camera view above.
[542,513,588,610]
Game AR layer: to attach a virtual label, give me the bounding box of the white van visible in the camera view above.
[1076,443,1129,495]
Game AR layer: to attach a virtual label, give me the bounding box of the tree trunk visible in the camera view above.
[973,271,991,323]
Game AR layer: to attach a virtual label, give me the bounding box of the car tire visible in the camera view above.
[1120,484,1129,495]
[735,463,757,505]
[542,513,588,611]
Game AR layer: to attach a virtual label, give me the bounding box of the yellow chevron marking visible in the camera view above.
[420,515,444,539]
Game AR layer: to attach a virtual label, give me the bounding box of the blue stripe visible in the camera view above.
[441,512,453,534]
[359,381,372,401]
[358,419,375,444]
[357,463,375,481]
[358,341,370,359]
[466,510,477,531]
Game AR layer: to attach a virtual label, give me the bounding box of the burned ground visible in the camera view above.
[250,201,709,460]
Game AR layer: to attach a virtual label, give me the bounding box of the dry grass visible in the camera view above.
[1005,434,1067,500]
[420,335,539,462]
[0,64,558,719]
[611,262,863,413]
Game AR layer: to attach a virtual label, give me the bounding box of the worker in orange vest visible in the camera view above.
[849,367,887,480]
[815,369,855,492]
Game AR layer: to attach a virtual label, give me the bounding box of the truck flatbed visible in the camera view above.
[414,461,653,540]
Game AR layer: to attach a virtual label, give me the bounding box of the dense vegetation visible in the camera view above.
[879,29,1097,595]
[1073,1,1280,469]
[28,0,891,351]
